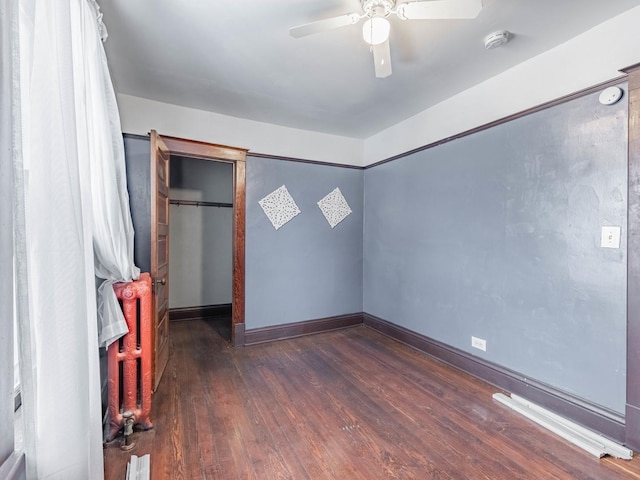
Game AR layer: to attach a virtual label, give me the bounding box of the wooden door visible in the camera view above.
[150,130,170,391]
[160,135,248,346]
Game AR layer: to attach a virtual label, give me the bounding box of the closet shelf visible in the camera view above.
[169,199,233,208]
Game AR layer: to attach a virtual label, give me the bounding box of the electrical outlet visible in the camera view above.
[471,336,487,352]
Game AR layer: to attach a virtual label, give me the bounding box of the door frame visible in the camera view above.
[159,134,248,347]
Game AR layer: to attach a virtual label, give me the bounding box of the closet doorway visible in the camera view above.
[169,155,234,337]
[150,131,246,386]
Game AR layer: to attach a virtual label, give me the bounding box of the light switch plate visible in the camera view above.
[601,226,621,249]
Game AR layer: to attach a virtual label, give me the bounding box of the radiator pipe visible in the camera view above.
[121,411,136,451]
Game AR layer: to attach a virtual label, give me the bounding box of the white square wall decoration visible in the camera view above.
[317,187,352,229]
[258,185,301,230]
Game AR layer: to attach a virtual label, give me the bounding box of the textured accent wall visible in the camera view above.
[245,156,364,329]
[363,86,628,414]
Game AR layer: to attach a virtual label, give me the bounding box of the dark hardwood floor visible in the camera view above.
[104,319,640,479]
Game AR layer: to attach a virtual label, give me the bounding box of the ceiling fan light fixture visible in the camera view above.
[362,16,390,45]
[290,0,484,78]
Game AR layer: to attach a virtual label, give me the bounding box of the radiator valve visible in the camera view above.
[121,411,136,451]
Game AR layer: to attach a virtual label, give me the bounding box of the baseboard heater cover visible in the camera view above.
[126,454,150,480]
[493,393,633,459]
[0,452,25,480]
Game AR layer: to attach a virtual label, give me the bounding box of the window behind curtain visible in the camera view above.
[13,260,21,404]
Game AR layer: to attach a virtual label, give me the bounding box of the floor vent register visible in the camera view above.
[126,454,150,480]
[493,393,632,460]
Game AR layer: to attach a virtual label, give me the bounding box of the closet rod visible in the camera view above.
[169,199,233,208]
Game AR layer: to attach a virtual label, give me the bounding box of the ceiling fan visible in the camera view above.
[290,0,482,78]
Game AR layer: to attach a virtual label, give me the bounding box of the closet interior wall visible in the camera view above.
[169,155,234,311]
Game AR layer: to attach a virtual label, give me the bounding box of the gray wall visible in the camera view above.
[122,87,628,415]
[245,156,363,329]
[123,139,364,328]
[123,135,151,274]
[363,86,628,414]
[169,157,233,308]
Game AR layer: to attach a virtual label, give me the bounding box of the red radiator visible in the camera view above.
[107,272,154,442]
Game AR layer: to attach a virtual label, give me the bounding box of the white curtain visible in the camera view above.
[74,0,140,348]
[14,0,139,478]
[1,0,20,475]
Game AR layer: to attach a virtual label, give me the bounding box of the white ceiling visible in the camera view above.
[100,0,640,139]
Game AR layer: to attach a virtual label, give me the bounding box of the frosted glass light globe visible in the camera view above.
[362,17,390,45]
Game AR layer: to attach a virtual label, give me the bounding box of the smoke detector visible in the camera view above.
[484,30,510,49]
[598,86,623,105]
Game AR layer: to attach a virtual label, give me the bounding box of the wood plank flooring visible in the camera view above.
[104,319,640,479]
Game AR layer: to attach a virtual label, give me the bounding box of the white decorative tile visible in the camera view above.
[258,185,301,230]
[317,187,352,229]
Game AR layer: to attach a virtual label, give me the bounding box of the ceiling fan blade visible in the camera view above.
[289,13,361,38]
[372,40,392,78]
[397,0,482,20]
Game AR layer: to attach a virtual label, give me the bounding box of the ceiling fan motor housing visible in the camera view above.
[362,0,395,17]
